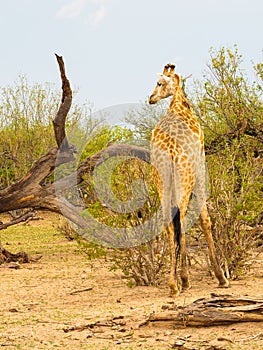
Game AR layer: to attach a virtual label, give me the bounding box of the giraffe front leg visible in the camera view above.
[200,206,229,288]
[177,201,191,290]
[180,230,191,290]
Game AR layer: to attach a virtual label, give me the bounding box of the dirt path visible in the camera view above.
[0,212,263,349]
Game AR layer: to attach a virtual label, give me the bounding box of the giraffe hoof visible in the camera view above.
[182,283,191,291]
[218,279,230,288]
[169,289,181,297]
[168,282,181,297]
[181,277,191,291]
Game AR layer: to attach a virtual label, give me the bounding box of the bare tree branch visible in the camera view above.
[53,54,73,153]
[0,144,150,215]
[0,210,36,230]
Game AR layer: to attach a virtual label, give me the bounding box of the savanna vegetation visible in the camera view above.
[0,47,262,284]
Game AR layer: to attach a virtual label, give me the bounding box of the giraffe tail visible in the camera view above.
[172,206,181,257]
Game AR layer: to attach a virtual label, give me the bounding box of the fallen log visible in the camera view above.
[142,294,263,328]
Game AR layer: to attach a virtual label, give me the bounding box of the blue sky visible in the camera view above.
[0,0,262,110]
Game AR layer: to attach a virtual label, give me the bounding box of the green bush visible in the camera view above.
[194,46,263,277]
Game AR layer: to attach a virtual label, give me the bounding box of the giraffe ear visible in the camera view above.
[174,73,180,85]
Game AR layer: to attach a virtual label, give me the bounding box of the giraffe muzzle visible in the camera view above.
[149,95,156,104]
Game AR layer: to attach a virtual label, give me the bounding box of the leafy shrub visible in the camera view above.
[110,233,168,287]
[194,46,263,277]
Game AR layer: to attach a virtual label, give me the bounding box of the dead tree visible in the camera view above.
[0,55,150,263]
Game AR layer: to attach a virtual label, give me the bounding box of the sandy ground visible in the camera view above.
[0,212,263,350]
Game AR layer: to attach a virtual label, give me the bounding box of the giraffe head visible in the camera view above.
[149,64,180,104]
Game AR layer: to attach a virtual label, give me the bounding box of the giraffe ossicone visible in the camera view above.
[149,63,229,296]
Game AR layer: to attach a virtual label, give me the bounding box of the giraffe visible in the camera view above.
[149,63,229,296]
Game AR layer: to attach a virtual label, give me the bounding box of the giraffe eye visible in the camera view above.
[157,82,162,87]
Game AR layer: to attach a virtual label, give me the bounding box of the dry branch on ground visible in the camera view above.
[142,293,263,328]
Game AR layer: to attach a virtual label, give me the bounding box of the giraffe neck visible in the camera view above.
[167,86,203,140]
[169,86,193,115]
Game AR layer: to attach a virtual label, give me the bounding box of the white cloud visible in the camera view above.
[88,4,106,27]
[56,0,108,27]
[56,0,88,20]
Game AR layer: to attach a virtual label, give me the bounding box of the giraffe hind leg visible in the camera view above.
[164,206,182,296]
[172,206,181,257]
[173,204,190,290]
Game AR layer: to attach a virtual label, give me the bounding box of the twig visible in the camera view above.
[69,287,93,295]
[217,336,234,344]
[0,210,36,230]
[0,343,16,347]
[63,318,126,333]
[238,332,263,343]
[64,324,91,333]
